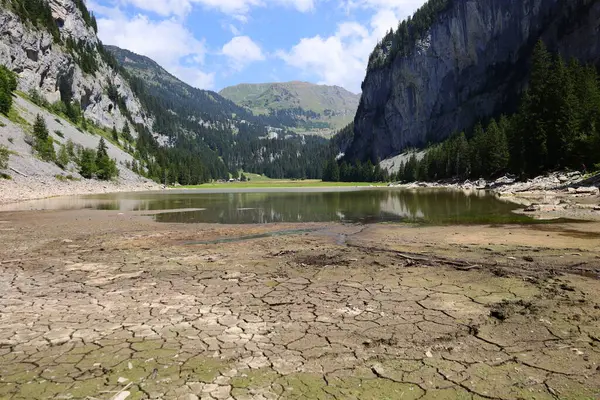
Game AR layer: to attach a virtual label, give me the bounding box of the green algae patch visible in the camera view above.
[324,376,424,400]
[10,381,72,399]
[232,368,280,389]
[131,339,165,352]
[230,371,425,400]
[181,356,230,383]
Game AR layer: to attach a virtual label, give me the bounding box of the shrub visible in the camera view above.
[54,130,64,138]
[56,144,70,169]
[0,144,9,169]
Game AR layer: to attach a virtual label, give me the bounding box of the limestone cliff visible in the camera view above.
[348,0,600,162]
[0,0,149,131]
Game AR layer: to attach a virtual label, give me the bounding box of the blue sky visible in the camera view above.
[89,0,426,93]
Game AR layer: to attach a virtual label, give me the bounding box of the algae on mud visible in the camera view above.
[0,208,599,399]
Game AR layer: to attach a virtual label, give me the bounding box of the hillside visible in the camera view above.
[219,82,360,137]
[347,0,600,163]
[106,46,330,180]
[106,45,259,126]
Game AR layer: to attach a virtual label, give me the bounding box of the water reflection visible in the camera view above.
[0,188,534,225]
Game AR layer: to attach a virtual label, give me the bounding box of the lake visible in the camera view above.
[0,187,540,224]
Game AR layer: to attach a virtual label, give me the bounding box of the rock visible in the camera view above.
[567,187,577,194]
[347,0,600,162]
[0,5,150,132]
[112,392,130,400]
[523,256,534,262]
[575,187,600,195]
[524,205,539,212]
[117,377,128,384]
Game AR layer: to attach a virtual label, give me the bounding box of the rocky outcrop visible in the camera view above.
[348,0,600,162]
[0,0,149,131]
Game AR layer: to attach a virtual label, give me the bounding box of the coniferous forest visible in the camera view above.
[392,41,600,183]
[326,41,600,183]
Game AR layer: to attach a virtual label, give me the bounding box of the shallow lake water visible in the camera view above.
[0,187,543,225]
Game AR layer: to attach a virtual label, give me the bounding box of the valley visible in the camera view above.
[1,0,600,399]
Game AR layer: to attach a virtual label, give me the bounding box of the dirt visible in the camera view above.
[0,210,599,399]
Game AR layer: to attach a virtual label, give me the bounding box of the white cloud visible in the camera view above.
[221,36,265,70]
[93,8,216,89]
[279,1,424,92]
[115,0,314,18]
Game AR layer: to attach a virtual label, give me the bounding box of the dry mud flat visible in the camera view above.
[0,211,599,400]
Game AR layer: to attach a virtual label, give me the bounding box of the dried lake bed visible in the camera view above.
[0,189,599,399]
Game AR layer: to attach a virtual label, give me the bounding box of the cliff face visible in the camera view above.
[0,0,149,131]
[348,0,600,162]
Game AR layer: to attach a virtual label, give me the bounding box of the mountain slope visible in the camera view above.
[347,0,600,163]
[0,0,149,132]
[106,45,259,125]
[220,82,360,136]
[107,46,331,180]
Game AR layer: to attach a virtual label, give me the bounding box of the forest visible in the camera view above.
[393,41,600,183]
[327,41,600,183]
[4,0,331,184]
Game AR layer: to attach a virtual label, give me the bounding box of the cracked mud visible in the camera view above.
[1,211,599,399]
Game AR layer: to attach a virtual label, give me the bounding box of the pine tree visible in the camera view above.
[469,122,485,178]
[112,125,119,143]
[57,144,70,169]
[485,119,509,176]
[78,148,96,178]
[122,123,133,143]
[522,40,552,175]
[95,138,118,180]
[33,114,55,161]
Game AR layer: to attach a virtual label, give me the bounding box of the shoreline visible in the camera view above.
[391,171,600,221]
[0,174,163,206]
[1,172,598,221]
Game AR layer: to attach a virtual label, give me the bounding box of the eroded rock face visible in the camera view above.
[0,2,149,131]
[348,0,600,162]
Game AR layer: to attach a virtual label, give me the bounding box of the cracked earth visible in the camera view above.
[0,210,599,399]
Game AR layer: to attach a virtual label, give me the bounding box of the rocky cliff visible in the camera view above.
[348,0,600,163]
[0,0,149,131]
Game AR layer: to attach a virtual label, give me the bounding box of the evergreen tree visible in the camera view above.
[521,40,551,175]
[56,144,70,169]
[78,148,96,178]
[33,114,55,161]
[122,123,133,143]
[95,138,118,180]
[0,145,9,170]
[112,125,119,143]
[484,119,509,176]
[0,66,17,114]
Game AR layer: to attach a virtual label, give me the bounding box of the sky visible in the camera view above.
[88,0,427,94]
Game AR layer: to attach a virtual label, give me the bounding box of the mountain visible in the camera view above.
[106,46,330,180]
[220,82,360,137]
[0,0,150,132]
[346,0,600,163]
[106,45,260,126]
